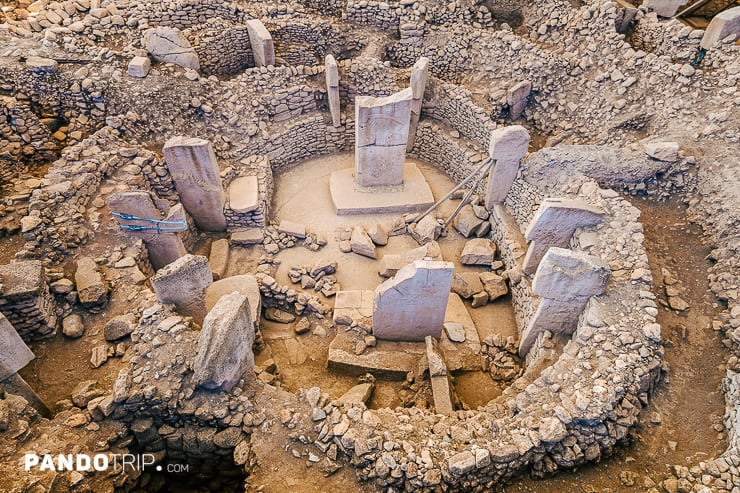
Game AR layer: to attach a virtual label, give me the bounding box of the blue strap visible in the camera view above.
[112,211,186,226]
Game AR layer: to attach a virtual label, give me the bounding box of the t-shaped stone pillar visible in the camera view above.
[108,191,188,270]
[484,125,530,209]
[325,54,340,127]
[522,198,605,275]
[519,248,611,356]
[372,259,454,341]
[355,88,413,187]
[407,57,429,149]
[163,136,227,232]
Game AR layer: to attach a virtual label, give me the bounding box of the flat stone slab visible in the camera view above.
[230,229,264,246]
[330,163,434,216]
[0,261,45,300]
[228,176,259,213]
[204,274,261,330]
[439,293,481,372]
[328,331,424,380]
[333,290,374,325]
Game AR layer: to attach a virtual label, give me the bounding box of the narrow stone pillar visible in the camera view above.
[426,336,454,416]
[355,88,413,187]
[163,136,227,232]
[522,198,605,275]
[0,313,50,417]
[108,191,188,270]
[245,19,275,67]
[519,248,611,357]
[150,254,213,322]
[700,6,740,50]
[506,80,531,119]
[325,54,340,127]
[484,125,530,209]
[372,259,454,341]
[407,57,429,149]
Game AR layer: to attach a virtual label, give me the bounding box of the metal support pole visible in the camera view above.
[443,158,496,229]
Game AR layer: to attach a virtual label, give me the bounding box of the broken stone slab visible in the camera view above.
[75,257,107,307]
[0,313,34,380]
[336,383,374,408]
[163,136,227,232]
[150,254,213,322]
[522,198,605,275]
[484,125,530,208]
[409,214,441,245]
[90,345,108,368]
[209,239,230,281]
[205,274,261,330]
[104,314,137,341]
[245,19,275,67]
[408,57,429,149]
[507,80,531,119]
[127,56,151,78]
[443,322,465,343]
[452,205,483,238]
[355,88,413,187]
[332,290,374,325]
[451,272,484,300]
[228,176,259,213]
[531,247,611,302]
[325,54,340,127]
[701,6,740,50]
[350,226,377,259]
[265,308,295,324]
[25,56,58,74]
[479,272,508,301]
[230,229,264,246]
[193,292,254,391]
[448,450,476,476]
[373,260,454,341]
[143,26,200,70]
[426,336,454,416]
[277,220,306,238]
[328,331,424,380]
[367,223,388,246]
[644,142,679,162]
[460,238,496,266]
[642,0,688,17]
[439,293,481,371]
[379,246,427,278]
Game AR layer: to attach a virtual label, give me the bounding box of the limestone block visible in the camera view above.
[531,247,611,301]
[228,176,259,213]
[409,214,441,245]
[701,6,740,49]
[103,314,136,341]
[150,254,213,321]
[522,198,604,275]
[644,141,679,162]
[373,260,454,341]
[0,313,34,380]
[143,26,200,70]
[642,0,687,17]
[479,272,508,301]
[245,19,275,67]
[350,226,377,259]
[451,273,484,299]
[230,229,263,246]
[209,239,230,281]
[325,54,340,127]
[277,220,306,238]
[205,274,261,330]
[506,80,531,119]
[193,292,254,391]
[127,56,151,78]
[452,205,483,238]
[75,257,107,306]
[426,336,454,416]
[163,136,226,232]
[25,56,58,74]
[460,238,496,266]
[367,223,388,246]
[408,57,429,148]
[485,125,530,208]
[355,88,413,187]
[336,383,374,408]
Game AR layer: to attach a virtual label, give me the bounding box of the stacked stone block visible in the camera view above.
[0,261,57,341]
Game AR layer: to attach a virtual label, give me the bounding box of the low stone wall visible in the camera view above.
[345,0,403,31]
[223,155,273,230]
[0,260,57,341]
[186,22,254,77]
[263,84,318,122]
[138,0,241,30]
[0,95,58,170]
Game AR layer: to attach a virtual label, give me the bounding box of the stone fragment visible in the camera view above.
[277,220,306,238]
[209,239,230,281]
[471,291,488,307]
[460,238,496,266]
[484,126,530,208]
[451,272,484,299]
[426,336,454,415]
[230,229,263,246]
[355,88,413,187]
[163,136,226,232]
[644,142,679,162]
[62,314,85,338]
[193,292,254,391]
[642,0,687,17]
[205,274,261,329]
[245,19,275,67]
[90,345,108,368]
[0,313,34,379]
[26,56,58,74]
[150,254,213,321]
[367,223,388,246]
[265,308,295,324]
[75,257,107,307]
[701,6,740,49]
[479,272,508,301]
[336,383,374,408]
[373,260,454,341]
[143,26,199,70]
[448,450,476,476]
[443,322,465,343]
[104,314,137,341]
[350,226,377,259]
[452,206,483,238]
[127,56,151,78]
[409,215,441,245]
[539,417,568,443]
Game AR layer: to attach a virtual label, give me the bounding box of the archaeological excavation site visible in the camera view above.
[0,0,738,491]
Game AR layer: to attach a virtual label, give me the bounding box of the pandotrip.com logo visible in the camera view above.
[24,453,189,473]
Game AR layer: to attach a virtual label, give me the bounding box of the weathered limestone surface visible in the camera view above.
[205,274,261,330]
[506,80,531,119]
[163,136,227,232]
[644,141,679,162]
[701,6,740,49]
[378,241,441,278]
[75,257,107,307]
[245,19,275,67]
[193,292,254,391]
[355,88,413,187]
[25,56,57,74]
[325,54,340,127]
[209,239,230,281]
[519,247,611,356]
[522,198,605,275]
[143,26,200,70]
[485,125,530,208]
[426,336,454,416]
[408,57,429,148]
[108,191,187,270]
[228,176,259,213]
[642,0,687,18]
[150,254,213,321]
[0,313,34,380]
[460,238,496,266]
[373,260,454,341]
[127,56,151,78]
